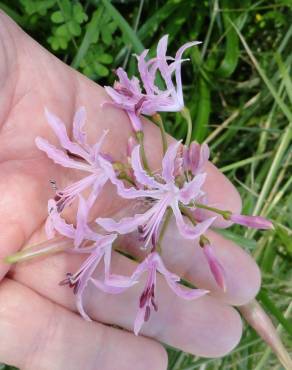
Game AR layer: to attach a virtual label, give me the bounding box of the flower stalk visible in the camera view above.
[4,236,72,264]
[152,113,168,154]
[181,107,193,147]
[135,130,152,175]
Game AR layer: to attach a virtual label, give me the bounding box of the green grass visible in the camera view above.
[0,0,291,369]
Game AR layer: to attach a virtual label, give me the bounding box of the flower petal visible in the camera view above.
[73,107,88,148]
[179,173,206,204]
[161,141,181,183]
[203,244,227,291]
[44,108,89,160]
[156,35,175,92]
[47,199,75,239]
[136,49,158,95]
[174,41,202,106]
[76,292,92,321]
[96,205,157,234]
[75,195,91,248]
[35,137,91,172]
[154,252,209,300]
[171,201,216,239]
[131,145,161,189]
[127,111,143,132]
[92,130,109,163]
[90,278,130,294]
[99,156,161,200]
[230,214,274,230]
[165,277,209,300]
[134,306,147,336]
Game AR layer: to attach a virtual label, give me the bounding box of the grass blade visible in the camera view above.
[232,21,292,122]
[101,0,144,53]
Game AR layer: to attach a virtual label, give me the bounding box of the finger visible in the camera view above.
[0,278,167,370]
[11,250,242,358]
[120,219,261,306]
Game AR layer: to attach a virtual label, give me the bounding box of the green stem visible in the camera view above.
[180,204,196,225]
[157,207,172,252]
[181,107,193,147]
[194,202,231,219]
[135,131,152,174]
[118,173,136,186]
[4,237,72,264]
[152,113,168,154]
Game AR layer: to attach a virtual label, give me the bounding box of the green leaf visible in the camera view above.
[97,53,113,64]
[216,10,240,78]
[51,10,64,23]
[138,0,183,40]
[71,8,103,69]
[68,20,81,36]
[101,28,113,46]
[94,62,109,77]
[191,75,210,142]
[275,52,292,105]
[215,229,257,250]
[73,3,88,23]
[56,24,69,37]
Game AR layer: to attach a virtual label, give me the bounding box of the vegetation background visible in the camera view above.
[0,0,291,369]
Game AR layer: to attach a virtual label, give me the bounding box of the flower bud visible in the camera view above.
[230,214,273,229]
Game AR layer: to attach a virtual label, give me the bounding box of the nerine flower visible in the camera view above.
[36,108,109,214]
[230,214,273,229]
[183,141,210,176]
[59,233,117,321]
[202,244,226,292]
[104,35,201,131]
[46,195,102,248]
[97,142,216,247]
[107,251,208,335]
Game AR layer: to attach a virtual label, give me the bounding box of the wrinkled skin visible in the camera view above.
[0,12,261,370]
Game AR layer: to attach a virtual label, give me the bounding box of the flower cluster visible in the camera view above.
[33,36,273,335]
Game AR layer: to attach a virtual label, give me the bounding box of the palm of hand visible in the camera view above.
[0,12,260,370]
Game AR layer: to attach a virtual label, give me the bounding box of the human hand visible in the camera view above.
[0,12,261,370]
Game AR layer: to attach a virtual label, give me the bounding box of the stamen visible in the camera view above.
[114,85,134,97]
[144,306,151,322]
[135,97,147,114]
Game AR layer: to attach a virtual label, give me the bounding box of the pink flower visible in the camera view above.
[97,142,216,247]
[202,244,226,292]
[104,35,201,131]
[126,252,208,335]
[46,196,107,248]
[230,214,273,229]
[183,142,210,175]
[36,108,109,213]
[59,233,117,321]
